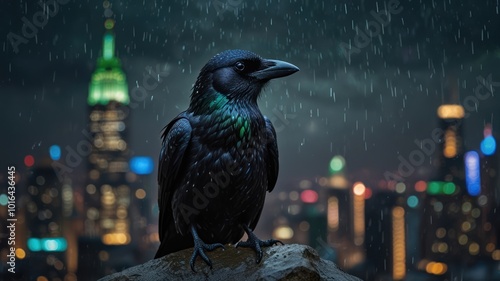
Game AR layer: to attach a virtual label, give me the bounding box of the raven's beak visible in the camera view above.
[251,59,300,81]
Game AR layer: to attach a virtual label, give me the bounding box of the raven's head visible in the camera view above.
[190,50,299,107]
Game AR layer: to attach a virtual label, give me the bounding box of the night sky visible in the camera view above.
[2,0,500,190]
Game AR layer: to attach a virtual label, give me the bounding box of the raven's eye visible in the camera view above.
[234,61,245,72]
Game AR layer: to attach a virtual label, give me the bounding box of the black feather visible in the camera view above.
[155,50,298,259]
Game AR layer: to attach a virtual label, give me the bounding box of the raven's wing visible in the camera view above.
[264,116,279,192]
[248,117,279,231]
[155,112,192,258]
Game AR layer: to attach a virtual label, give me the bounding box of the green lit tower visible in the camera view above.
[88,19,129,107]
[78,14,136,279]
[85,18,132,245]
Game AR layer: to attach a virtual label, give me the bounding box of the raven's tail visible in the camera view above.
[154,228,193,258]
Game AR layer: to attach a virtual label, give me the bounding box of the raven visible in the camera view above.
[155,49,299,271]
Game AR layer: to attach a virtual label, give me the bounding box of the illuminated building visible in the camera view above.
[325,156,350,244]
[436,104,465,169]
[299,188,328,252]
[323,156,363,269]
[479,125,499,260]
[24,157,75,280]
[85,18,130,242]
[266,179,332,262]
[392,206,406,280]
[364,191,398,280]
[421,102,466,266]
[421,101,499,278]
[79,16,135,279]
[352,182,366,247]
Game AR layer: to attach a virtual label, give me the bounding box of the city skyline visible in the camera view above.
[2,1,500,280]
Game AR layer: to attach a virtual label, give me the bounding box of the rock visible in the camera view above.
[99,244,362,281]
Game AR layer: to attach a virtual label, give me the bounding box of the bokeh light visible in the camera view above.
[353,182,366,196]
[407,195,419,208]
[24,155,35,167]
[480,135,496,156]
[300,190,318,203]
[49,145,61,160]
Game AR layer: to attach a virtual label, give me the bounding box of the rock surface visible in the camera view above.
[99,244,362,281]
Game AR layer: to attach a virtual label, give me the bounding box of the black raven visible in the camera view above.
[155,49,299,271]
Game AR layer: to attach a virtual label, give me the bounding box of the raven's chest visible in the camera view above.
[186,108,268,189]
[192,107,266,150]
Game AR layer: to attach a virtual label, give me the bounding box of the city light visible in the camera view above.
[329,155,345,174]
[103,33,114,60]
[28,238,42,251]
[353,182,366,246]
[273,226,294,240]
[104,18,115,30]
[480,135,496,156]
[328,174,349,189]
[327,197,339,230]
[43,238,67,251]
[493,250,500,261]
[0,194,8,206]
[102,233,131,245]
[442,182,456,195]
[24,154,35,167]
[300,190,318,203]
[395,182,406,193]
[437,104,465,119]
[392,206,406,280]
[15,248,26,259]
[414,180,427,192]
[353,182,366,196]
[364,188,373,199]
[443,129,458,158]
[49,145,61,160]
[407,195,419,208]
[425,261,448,275]
[465,151,481,196]
[427,182,440,194]
[130,156,154,175]
[427,181,456,195]
[135,188,146,199]
[27,238,67,252]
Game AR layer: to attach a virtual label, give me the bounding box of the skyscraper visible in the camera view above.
[85,17,131,244]
[24,158,75,280]
[421,101,499,278]
[78,18,134,279]
[478,124,499,261]
[421,102,466,269]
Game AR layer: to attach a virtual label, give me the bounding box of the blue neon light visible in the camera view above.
[407,195,419,208]
[0,194,8,206]
[465,151,481,196]
[28,237,67,252]
[27,238,42,251]
[49,145,61,160]
[130,156,154,175]
[480,136,496,156]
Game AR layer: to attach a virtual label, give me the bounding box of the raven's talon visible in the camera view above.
[237,225,283,264]
[261,239,283,247]
[189,242,225,272]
